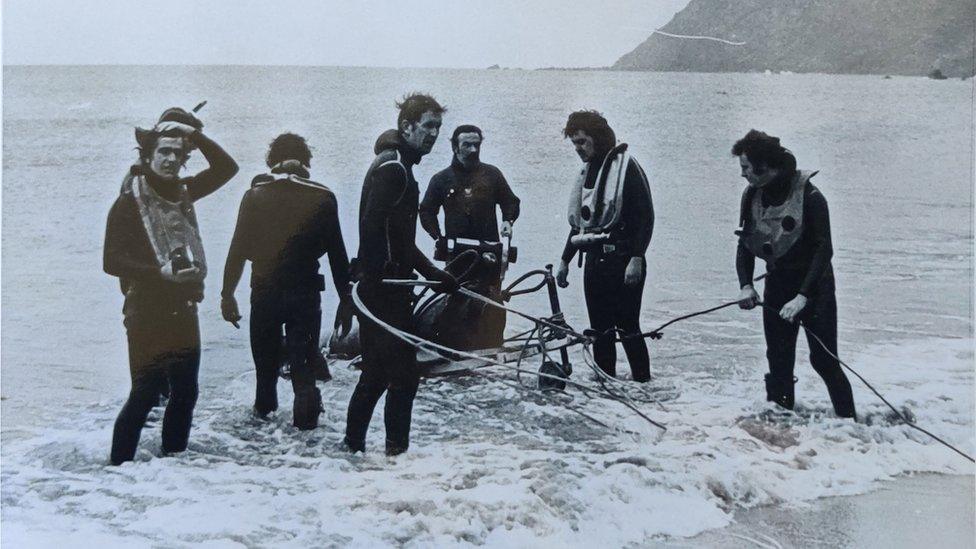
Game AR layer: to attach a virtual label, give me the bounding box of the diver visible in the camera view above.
[556,110,654,383]
[344,93,459,456]
[221,133,352,430]
[419,124,520,347]
[103,106,238,465]
[732,129,856,418]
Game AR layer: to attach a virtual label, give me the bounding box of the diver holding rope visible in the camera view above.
[343,94,459,456]
[731,130,856,419]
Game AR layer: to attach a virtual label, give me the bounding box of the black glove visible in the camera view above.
[427,268,459,294]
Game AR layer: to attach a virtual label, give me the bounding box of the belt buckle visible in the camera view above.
[602,243,616,254]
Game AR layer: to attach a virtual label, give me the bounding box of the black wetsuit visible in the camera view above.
[346,130,446,454]
[736,169,855,418]
[103,135,237,465]
[419,157,520,242]
[419,157,520,347]
[222,162,350,427]
[561,148,654,382]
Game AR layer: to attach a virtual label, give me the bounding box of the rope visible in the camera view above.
[757,302,975,464]
[376,278,974,463]
[353,282,667,431]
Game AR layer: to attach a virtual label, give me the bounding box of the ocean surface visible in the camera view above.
[2,65,973,546]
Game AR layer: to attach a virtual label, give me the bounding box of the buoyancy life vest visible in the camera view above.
[567,143,632,234]
[740,170,818,262]
[125,172,208,277]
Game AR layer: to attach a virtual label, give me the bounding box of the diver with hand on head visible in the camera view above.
[732,129,855,419]
[103,105,238,465]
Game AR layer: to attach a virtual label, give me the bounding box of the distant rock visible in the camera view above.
[486,64,501,70]
[613,0,975,77]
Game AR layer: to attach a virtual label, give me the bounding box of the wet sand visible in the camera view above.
[683,473,974,548]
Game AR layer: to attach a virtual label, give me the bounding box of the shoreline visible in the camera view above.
[683,473,974,548]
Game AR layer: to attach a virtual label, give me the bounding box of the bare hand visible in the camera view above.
[429,268,459,294]
[500,221,513,238]
[737,285,760,310]
[779,294,808,323]
[160,261,202,284]
[624,257,644,287]
[155,120,198,137]
[334,296,354,334]
[221,296,242,328]
[555,260,570,288]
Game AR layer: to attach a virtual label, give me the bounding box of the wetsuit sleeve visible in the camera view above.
[103,193,161,281]
[560,229,577,264]
[624,159,654,257]
[798,187,833,296]
[322,196,351,296]
[736,189,756,288]
[494,168,521,222]
[418,174,445,240]
[221,192,253,298]
[359,164,407,276]
[184,132,239,201]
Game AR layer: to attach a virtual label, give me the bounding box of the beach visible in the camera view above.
[2,65,972,546]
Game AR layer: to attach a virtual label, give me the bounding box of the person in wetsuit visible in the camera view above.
[733,129,856,418]
[344,94,459,456]
[221,133,352,430]
[103,107,238,465]
[418,125,520,347]
[556,110,654,382]
[419,124,520,246]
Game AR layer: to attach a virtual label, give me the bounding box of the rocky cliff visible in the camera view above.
[613,0,975,76]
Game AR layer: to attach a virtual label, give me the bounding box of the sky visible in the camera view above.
[2,0,690,68]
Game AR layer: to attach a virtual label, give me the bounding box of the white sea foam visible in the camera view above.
[2,337,971,546]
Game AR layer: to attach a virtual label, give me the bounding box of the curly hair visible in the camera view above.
[731,129,796,172]
[266,133,312,168]
[562,110,616,154]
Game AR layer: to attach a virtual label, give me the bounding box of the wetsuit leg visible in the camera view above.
[345,286,396,451]
[111,314,168,465]
[112,308,197,464]
[800,280,856,418]
[284,290,323,429]
[610,256,650,382]
[584,254,618,377]
[381,292,420,454]
[160,310,200,454]
[249,290,282,416]
[762,275,800,409]
[345,286,418,453]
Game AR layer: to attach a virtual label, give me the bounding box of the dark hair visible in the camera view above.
[563,110,616,154]
[266,133,312,168]
[450,125,483,150]
[136,130,190,166]
[396,93,446,130]
[731,129,796,172]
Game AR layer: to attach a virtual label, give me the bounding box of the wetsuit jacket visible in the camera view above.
[561,148,654,263]
[419,157,520,241]
[103,135,238,313]
[736,169,834,296]
[221,162,351,297]
[356,130,439,281]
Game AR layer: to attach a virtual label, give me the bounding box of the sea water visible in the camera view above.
[2,66,973,546]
